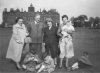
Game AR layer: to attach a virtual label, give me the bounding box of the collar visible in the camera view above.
[48,25,53,30]
[34,21,39,24]
[16,23,24,29]
[34,21,37,24]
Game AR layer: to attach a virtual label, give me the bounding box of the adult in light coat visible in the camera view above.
[6,17,28,69]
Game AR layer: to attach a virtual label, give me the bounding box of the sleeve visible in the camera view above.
[24,25,29,36]
[71,25,75,32]
[26,22,31,34]
[57,26,63,37]
[42,23,45,34]
[26,28,29,36]
[69,22,75,32]
[12,25,21,43]
[55,27,60,42]
[68,25,75,38]
[43,28,46,43]
[42,23,46,43]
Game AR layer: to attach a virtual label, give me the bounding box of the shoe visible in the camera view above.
[16,64,22,70]
[55,65,58,69]
[16,66,23,70]
[58,66,63,69]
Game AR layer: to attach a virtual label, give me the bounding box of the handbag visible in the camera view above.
[24,37,32,43]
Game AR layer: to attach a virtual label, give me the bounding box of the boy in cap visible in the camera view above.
[69,51,93,71]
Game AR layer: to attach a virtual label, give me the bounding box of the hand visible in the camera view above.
[26,33,29,37]
[67,30,72,34]
[17,41,23,44]
[42,43,45,46]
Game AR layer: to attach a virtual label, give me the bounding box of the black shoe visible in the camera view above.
[58,66,63,69]
[16,67,22,70]
[55,65,58,69]
[16,65,22,70]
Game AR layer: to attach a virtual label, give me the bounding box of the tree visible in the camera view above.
[72,17,81,27]
[89,17,95,27]
[94,17,100,27]
[78,15,88,27]
[3,8,7,12]
[15,8,20,12]
[10,8,15,12]
[48,9,58,14]
[42,9,47,14]
[70,16,74,24]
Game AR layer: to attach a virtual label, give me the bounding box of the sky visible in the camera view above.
[0,0,100,24]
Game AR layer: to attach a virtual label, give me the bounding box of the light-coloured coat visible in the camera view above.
[6,23,28,62]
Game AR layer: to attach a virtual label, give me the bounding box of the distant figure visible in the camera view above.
[43,18,59,65]
[27,14,44,60]
[6,17,28,69]
[57,15,75,70]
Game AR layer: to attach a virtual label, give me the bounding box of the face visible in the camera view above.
[47,21,52,27]
[62,17,68,24]
[18,19,23,25]
[35,15,40,22]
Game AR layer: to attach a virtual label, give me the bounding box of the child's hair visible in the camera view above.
[83,51,89,56]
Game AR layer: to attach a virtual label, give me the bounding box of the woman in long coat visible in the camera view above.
[43,18,59,65]
[6,17,28,69]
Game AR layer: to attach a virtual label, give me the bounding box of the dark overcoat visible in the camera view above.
[27,21,44,43]
[43,25,59,58]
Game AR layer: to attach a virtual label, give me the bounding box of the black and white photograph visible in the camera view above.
[0,0,100,73]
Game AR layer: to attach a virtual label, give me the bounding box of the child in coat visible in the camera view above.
[70,51,93,71]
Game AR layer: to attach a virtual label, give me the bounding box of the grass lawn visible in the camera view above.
[0,27,100,73]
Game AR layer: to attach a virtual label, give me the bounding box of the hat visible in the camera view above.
[46,18,53,22]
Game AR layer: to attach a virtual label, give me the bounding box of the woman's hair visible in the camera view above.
[45,20,53,24]
[62,15,68,20]
[45,18,53,24]
[15,17,23,23]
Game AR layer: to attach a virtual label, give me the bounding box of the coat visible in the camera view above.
[43,25,59,58]
[6,23,28,62]
[27,21,44,43]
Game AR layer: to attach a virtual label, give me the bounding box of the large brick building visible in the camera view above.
[2,4,60,27]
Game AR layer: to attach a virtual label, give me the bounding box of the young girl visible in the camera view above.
[58,15,75,70]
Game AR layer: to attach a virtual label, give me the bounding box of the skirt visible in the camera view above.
[59,37,74,58]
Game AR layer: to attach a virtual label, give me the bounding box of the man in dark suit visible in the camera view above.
[43,18,60,65]
[27,14,44,60]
